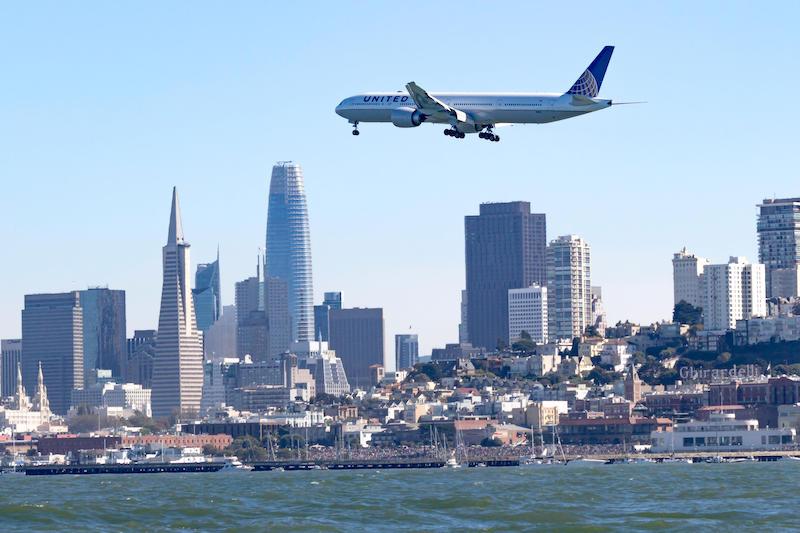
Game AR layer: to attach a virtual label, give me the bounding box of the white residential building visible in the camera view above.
[703,257,767,332]
[546,235,591,340]
[508,285,548,344]
[672,248,709,308]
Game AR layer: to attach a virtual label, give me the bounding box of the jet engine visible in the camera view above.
[390,107,426,128]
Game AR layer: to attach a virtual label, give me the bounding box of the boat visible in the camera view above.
[444,451,463,469]
[783,455,800,462]
[217,457,253,473]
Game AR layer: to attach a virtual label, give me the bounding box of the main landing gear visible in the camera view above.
[351,122,360,136]
[479,128,500,142]
[444,128,465,139]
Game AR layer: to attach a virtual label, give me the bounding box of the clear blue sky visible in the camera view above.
[1,2,799,357]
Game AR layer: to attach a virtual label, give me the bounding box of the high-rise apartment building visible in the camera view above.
[21,292,84,414]
[465,202,547,350]
[508,285,548,344]
[758,198,800,298]
[265,162,314,343]
[1,339,22,398]
[329,308,384,389]
[672,248,709,308]
[151,188,204,418]
[192,252,221,333]
[79,288,126,384]
[702,257,767,332]
[395,334,419,370]
[546,235,591,341]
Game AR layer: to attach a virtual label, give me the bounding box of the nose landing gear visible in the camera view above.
[351,122,360,136]
[479,128,500,142]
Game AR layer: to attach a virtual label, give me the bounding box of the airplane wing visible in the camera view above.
[405,81,468,123]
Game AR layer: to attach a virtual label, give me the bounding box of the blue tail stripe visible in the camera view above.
[567,46,614,97]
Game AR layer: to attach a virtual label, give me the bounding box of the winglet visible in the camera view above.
[567,46,614,97]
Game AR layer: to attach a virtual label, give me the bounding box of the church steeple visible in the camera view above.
[33,361,50,415]
[15,362,30,411]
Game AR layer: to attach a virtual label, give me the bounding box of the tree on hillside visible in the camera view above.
[673,300,703,325]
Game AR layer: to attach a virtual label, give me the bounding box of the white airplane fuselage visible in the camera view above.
[335,92,612,133]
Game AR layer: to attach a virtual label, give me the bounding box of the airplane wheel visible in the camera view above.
[352,130,359,136]
[444,130,451,136]
[494,135,500,142]
[479,132,486,139]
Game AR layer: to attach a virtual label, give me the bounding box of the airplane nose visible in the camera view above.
[335,101,346,117]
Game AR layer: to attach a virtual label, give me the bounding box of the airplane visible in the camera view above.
[335,46,623,142]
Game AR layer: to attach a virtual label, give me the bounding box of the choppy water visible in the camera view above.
[2,462,800,531]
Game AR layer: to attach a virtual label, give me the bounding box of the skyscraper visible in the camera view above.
[465,202,546,350]
[235,262,268,361]
[1,339,22,398]
[313,291,342,342]
[79,288,126,384]
[192,251,221,333]
[151,188,204,418]
[758,198,800,298]
[329,308,384,389]
[265,276,291,359]
[21,292,84,415]
[546,235,591,341]
[265,162,314,343]
[203,305,237,361]
[394,334,419,370]
[672,248,709,308]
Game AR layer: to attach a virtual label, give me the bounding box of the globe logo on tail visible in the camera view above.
[568,69,599,98]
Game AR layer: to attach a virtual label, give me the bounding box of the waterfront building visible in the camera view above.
[546,235,591,341]
[672,248,709,308]
[151,188,204,418]
[21,292,84,415]
[313,291,342,342]
[1,339,22,398]
[650,412,795,452]
[192,251,221,333]
[702,257,766,332]
[126,330,156,388]
[265,161,315,343]
[757,197,800,298]
[507,285,548,344]
[329,308,384,389]
[203,305,237,360]
[79,287,126,384]
[465,201,547,350]
[395,334,419,370]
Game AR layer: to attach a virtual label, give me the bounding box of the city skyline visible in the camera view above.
[3,3,800,356]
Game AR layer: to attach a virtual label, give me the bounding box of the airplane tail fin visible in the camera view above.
[566,46,614,97]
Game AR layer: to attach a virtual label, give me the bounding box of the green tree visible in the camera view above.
[673,300,703,325]
[224,436,268,462]
[511,338,536,353]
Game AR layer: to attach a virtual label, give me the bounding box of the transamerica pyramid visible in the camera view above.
[151,187,204,418]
